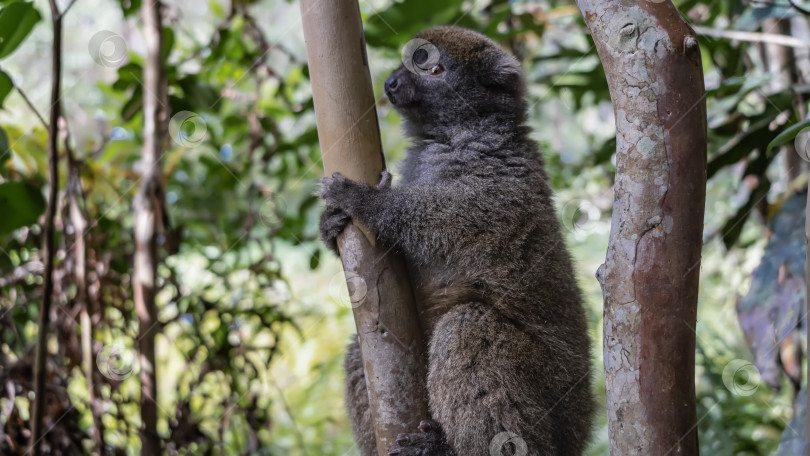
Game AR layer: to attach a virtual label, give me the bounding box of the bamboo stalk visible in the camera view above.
[299,1,430,454]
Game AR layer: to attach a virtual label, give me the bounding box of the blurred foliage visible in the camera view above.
[738,193,805,392]
[0,0,806,455]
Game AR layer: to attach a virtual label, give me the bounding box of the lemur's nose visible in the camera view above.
[384,75,399,93]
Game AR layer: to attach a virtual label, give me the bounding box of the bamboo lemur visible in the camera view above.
[319,26,594,455]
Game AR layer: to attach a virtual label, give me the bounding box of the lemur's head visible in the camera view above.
[384,26,526,136]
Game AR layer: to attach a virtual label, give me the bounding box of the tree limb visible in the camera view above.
[577,1,707,454]
[693,25,810,48]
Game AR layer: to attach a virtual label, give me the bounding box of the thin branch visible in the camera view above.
[749,0,810,15]
[788,0,810,15]
[14,85,48,129]
[693,25,810,48]
[0,261,44,287]
[59,0,77,18]
[30,0,63,453]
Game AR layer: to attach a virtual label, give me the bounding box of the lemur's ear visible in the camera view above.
[479,52,524,94]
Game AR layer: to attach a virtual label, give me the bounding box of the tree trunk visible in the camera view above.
[30,1,62,454]
[299,1,429,454]
[134,0,167,454]
[576,1,707,454]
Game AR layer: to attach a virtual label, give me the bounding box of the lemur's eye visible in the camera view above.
[428,64,444,75]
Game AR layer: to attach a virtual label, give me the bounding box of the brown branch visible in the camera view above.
[134,0,168,454]
[30,0,64,454]
[577,1,706,454]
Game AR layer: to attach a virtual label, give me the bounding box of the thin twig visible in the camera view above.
[14,85,48,129]
[789,0,810,16]
[749,0,810,15]
[59,0,77,18]
[693,25,810,48]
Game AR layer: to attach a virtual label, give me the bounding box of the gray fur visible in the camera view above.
[320,26,594,456]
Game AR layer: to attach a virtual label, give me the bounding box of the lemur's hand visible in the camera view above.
[319,170,392,217]
[319,206,351,255]
[318,170,391,254]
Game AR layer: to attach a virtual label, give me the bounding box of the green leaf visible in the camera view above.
[112,62,143,91]
[720,152,774,248]
[0,180,46,234]
[708,116,775,178]
[117,0,141,17]
[177,75,220,111]
[0,125,9,160]
[121,86,142,121]
[0,2,42,59]
[162,26,174,61]
[0,69,11,109]
[766,118,810,156]
[309,248,320,270]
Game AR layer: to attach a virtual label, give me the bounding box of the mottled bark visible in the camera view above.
[134,1,167,454]
[299,1,429,454]
[576,1,707,454]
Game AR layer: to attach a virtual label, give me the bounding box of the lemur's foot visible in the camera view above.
[388,420,454,456]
